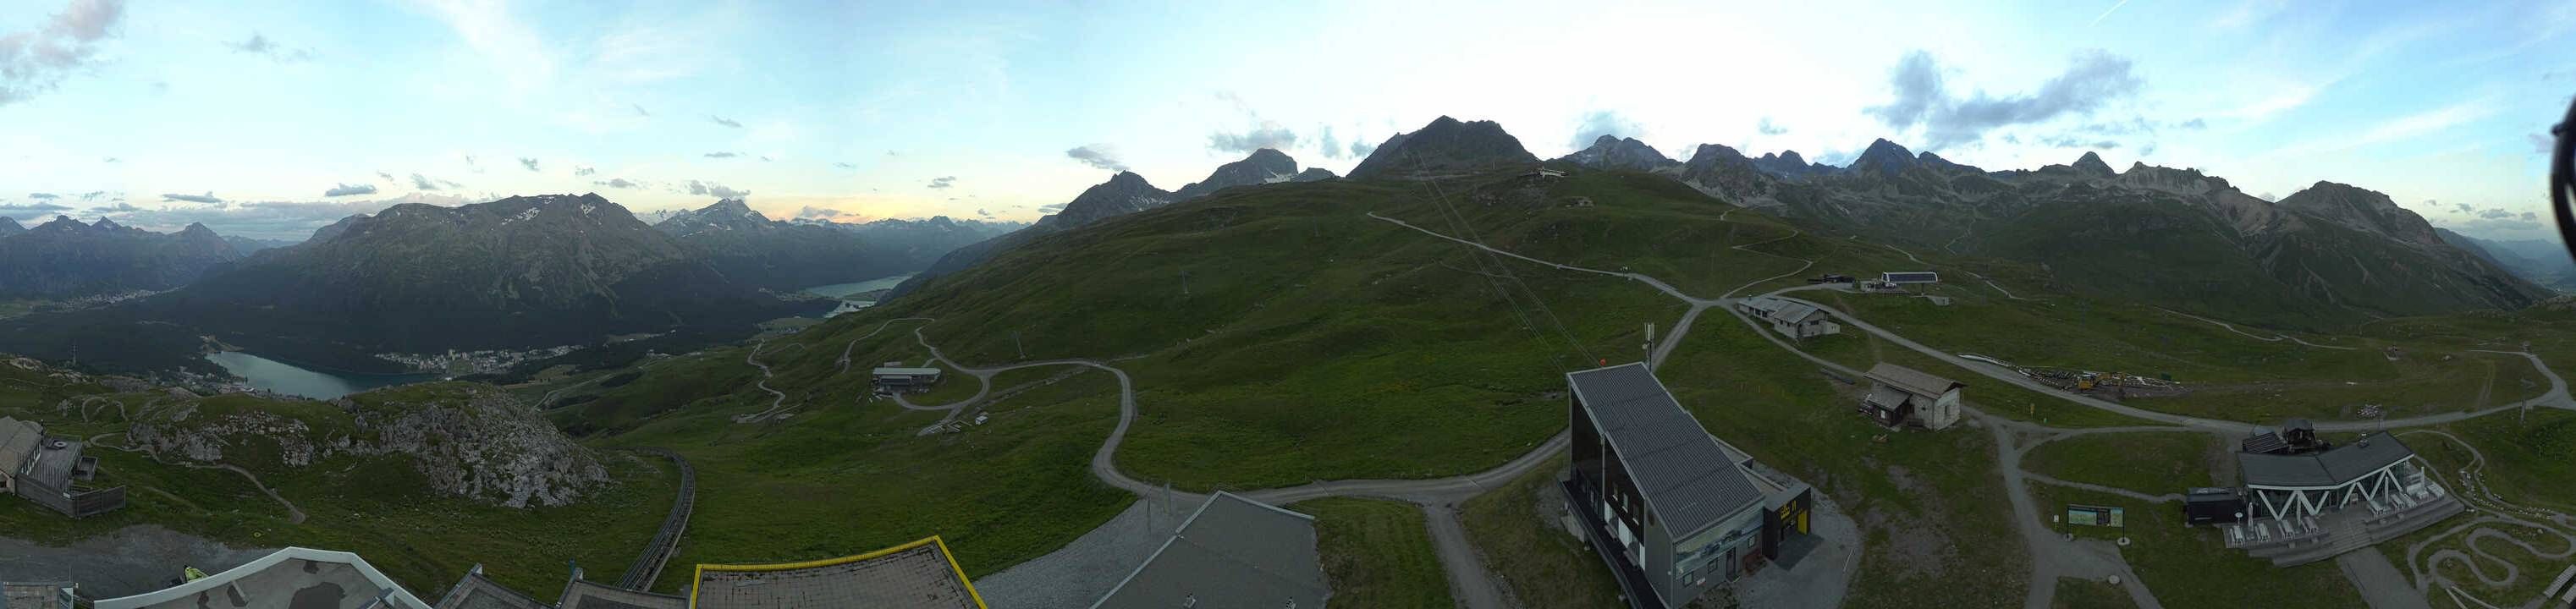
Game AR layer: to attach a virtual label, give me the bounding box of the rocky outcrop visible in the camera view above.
[127,384,608,508]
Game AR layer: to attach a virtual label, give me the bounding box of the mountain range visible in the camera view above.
[887,147,1337,299]
[0,216,242,299]
[1567,136,2549,325]
[2440,229,2576,293]
[649,199,1015,291]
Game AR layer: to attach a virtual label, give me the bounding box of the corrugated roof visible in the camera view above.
[556,579,684,609]
[1567,363,1765,539]
[1863,385,1912,409]
[2241,433,2416,489]
[1865,363,1962,398]
[871,367,942,376]
[1770,302,1825,324]
[0,416,42,477]
[1094,491,1326,609]
[433,569,551,609]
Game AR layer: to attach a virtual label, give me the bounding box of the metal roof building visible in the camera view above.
[689,536,984,609]
[93,547,433,609]
[432,566,551,609]
[1565,363,1791,607]
[1093,491,1329,609]
[2238,432,2430,520]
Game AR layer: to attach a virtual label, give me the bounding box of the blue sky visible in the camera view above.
[0,0,2568,241]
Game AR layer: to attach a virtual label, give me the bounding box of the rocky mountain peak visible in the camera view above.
[2072,151,2116,176]
[2276,181,2442,248]
[1850,139,1919,176]
[1560,135,1677,172]
[0,217,21,237]
[1293,167,1338,182]
[1174,149,1308,200]
[1037,172,1175,230]
[1346,116,1538,179]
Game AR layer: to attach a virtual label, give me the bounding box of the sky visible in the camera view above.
[0,0,2570,242]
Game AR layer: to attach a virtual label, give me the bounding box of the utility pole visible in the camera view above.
[1180,270,1192,298]
[1013,331,1026,360]
[1642,322,1655,370]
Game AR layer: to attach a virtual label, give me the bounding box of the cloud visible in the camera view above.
[976,208,990,217]
[2036,135,2121,150]
[2536,133,2556,156]
[685,179,748,199]
[758,156,772,162]
[226,32,311,62]
[410,173,443,190]
[1065,145,1128,171]
[2478,208,2514,219]
[376,171,394,182]
[2452,202,2473,214]
[518,157,539,172]
[574,165,596,176]
[927,176,956,189]
[1318,126,1345,159]
[323,183,377,197]
[1868,49,2144,149]
[632,103,651,117]
[704,151,739,158]
[161,192,223,204]
[87,192,466,240]
[2524,211,2540,222]
[1208,121,1298,153]
[2180,118,2208,129]
[0,202,72,212]
[27,193,58,200]
[101,156,118,162]
[1038,203,1067,214]
[0,0,127,107]
[1350,140,1378,158]
[79,191,102,200]
[463,154,477,167]
[1757,118,1788,135]
[1570,110,1644,150]
[794,206,863,222]
[710,115,742,128]
[2460,217,2540,233]
[593,178,640,189]
[91,202,139,213]
[833,162,856,169]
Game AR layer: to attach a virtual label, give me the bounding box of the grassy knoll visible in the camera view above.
[2408,409,2576,513]
[2027,486,2363,608]
[1660,315,2029,607]
[904,366,985,406]
[608,367,1136,593]
[2052,577,2136,609]
[0,372,674,597]
[1458,453,1624,608]
[2023,432,2221,493]
[2125,350,2543,422]
[1293,497,1456,608]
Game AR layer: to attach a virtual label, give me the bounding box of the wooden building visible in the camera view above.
[1859,364,1964,431]
[0,417,124,518]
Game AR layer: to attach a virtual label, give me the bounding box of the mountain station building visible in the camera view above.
[1564,363,1815,608]
[1093,491,1329,609]
[2221,426,2463,566]
[871,365,944,394]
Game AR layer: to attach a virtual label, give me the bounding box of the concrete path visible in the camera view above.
[2337,551,2436,609]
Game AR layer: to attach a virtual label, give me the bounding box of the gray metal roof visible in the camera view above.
[1865,363,1963,398]
[1093,491,1328,609]
[18,437,82,489]
[1567,363,1765,539]
[1863,385,1912,410]
[554,579,684,609]
[2241,433,2416,489]
[432,569,549,609]
[871,367,942,376]
[0,417,42,477]
[1770,302,1826,324]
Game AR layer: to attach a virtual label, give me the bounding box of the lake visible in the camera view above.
[203,351,439,400]
[801,273,916,299]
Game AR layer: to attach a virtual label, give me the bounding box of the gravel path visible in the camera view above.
[973,498,1193,608]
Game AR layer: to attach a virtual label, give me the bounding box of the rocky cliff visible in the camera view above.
[126,383,608,508]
